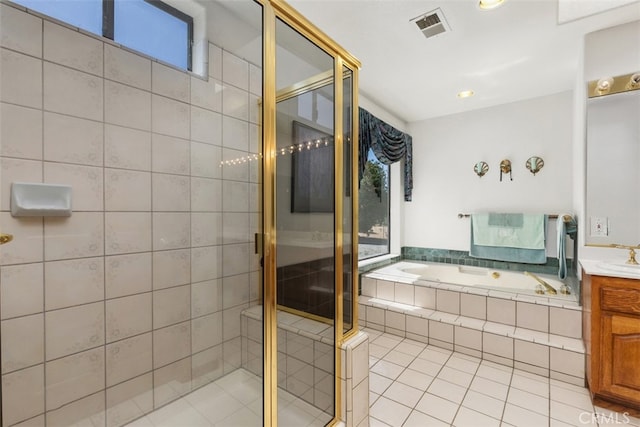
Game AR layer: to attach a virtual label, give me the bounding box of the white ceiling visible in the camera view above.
[286,0,640,123]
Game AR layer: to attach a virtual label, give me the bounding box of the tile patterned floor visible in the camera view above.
[364,328,640,427]
[127,330,639,427]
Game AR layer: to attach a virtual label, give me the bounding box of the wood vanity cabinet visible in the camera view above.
[583,273,640,410]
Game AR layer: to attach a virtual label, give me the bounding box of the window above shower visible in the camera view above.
[11,0,194,71]
[359,148,390,260]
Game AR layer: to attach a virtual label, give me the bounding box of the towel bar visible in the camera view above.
[457,213,574,223]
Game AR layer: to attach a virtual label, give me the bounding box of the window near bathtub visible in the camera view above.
[12,0,193,71]
[359,148,390,260]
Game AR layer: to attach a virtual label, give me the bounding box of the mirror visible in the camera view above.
[585,87,640,246]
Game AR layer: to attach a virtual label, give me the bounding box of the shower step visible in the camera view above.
[359,273,586,386]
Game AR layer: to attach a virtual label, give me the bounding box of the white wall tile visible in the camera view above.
[192,312,223,353]
[1,103,43,160]
[153,213,190,250]
[105,80,152,131]
[45,257,104,310]
[44,212,104,261]
[436,289,460,315]
[44,162,103,211]
[45,391,105,427]
[105,124,151,171]
[192,345,223,388]
[191,177,222,212]
[104,44,151,91]
[222,274,249,309]
[1,157,43,211]
[193,245,223,282]
[460,293,486,320]
[152,95,189,139]
[1,364,45,426]
[190,76,222,112]
[1,314,44,373]
[222,212,249,244]
[220,244,248,278]
[44,62,102,121]
[208,44,222,80]
[0,3,42,57]
[153,285,190,329]
[152,249,190,290]
[106,293,152,343]
[1,48,42,108]
[222,181,248,212]
[105,212,152,255]
[191,142,221,179]
[45,302,104,360]
[191,279,222,317]
[44,112,103,166]
[105,252,152,299]
[0,263,43,319]
[43,21,103,76]
[105,169,151,212]
[221,148,249,182]
[487,297,516,326]
[106,373,153,427]
[152,173,190,211]
[153,356,191,407]
[0,213,43,266]
[191,212,222,247]
[222,85,249,121]
[152,62,189,102]
[549,307,582,339]
[222,51,248,91]
[516,302,549,333]
[152,134,190,175]
[45,347,105,410]
[249,94,260,125]
[191,107,222,146]
[106,333,152,387]
[153,322,191,369]
[222,116,249,151]
[249,64,261,96]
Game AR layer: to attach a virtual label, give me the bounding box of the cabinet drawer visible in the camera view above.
[601,287,640,315]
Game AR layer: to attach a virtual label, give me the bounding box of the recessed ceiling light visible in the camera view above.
[478,0,506,10]
[457,90,474,98]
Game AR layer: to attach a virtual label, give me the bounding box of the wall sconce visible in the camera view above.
[596,77,614,95]
[589,72,640,98]
[500,159,512,181]
[526,156,544,175]
[473,161,489,177]
[626,73,640,90]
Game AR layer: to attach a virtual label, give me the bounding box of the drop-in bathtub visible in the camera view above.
[367,261,575,301]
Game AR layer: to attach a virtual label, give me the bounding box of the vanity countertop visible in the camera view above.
[580,259,640,281]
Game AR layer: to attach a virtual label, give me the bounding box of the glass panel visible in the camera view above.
[11,0,102,34]
[358,150,390,259]
[343,67,354,333]
[115,0,190,70]
[275,17,335,425]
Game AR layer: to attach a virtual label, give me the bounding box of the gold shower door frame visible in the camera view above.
[260,1,361,425]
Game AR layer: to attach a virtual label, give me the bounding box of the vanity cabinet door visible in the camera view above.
[600,313,640,406]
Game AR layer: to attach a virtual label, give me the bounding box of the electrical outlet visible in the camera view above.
[590,216,608,236]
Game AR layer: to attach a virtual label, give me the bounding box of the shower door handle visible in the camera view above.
[0,233,13,245]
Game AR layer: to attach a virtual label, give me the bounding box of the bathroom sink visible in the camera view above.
[597,262,640,278]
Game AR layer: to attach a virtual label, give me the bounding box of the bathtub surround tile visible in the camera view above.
[549,306,582,338]
[550,347,585,379]
[44,212,104,261]
[152,62,189,102]
[460,293,486,320]
[516,301,549,332]
[45,257,104,310]
[436,289,460,315]
[105,168,152,212]
[1,157,43,211]
[104,44,151,91]
[44,62,103,121]
[0,3,43,56]
[0,263,43,319]
[1,103,43,160]
[105,252,152,299]
[414,286,436,310]
[1,364,45,426]
[43,21,103,76]
[106,333,152,387]
[1,48,42,108]
[487,297,516,325]
[105,80,151,131]
[0,213,43,266]
[483,332,514,359]
[1,314,44,374]
[45,347,105,411]
[45,302,104,360]
[44,162,103,211]
[105,212,152,255]
[106,293,152,343]
[44,112,103,166]
[105,124,152,171]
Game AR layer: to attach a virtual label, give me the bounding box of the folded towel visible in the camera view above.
[472,213,545,250]
[557,214,577,279]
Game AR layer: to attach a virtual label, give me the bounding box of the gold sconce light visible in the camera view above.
[589,72,640,98]
[473,161,489,177]
[500,159,512,181]
[526,156,544,175]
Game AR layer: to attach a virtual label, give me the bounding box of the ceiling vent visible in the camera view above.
[412,8,450,39]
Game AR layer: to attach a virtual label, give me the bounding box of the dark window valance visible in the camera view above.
[358,107,413,201]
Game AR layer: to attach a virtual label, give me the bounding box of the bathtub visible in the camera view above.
[370,261,574,300]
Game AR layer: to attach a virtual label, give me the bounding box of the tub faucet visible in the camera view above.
[615,244,640,265]
[524,271,557,295]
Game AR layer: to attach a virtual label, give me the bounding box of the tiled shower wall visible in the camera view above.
[0,2,261,426]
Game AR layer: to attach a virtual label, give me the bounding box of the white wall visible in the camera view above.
[405,91,574,257]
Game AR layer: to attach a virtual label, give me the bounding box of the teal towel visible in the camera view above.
[472,213,546,250]
[557,214,577,279]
